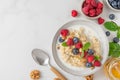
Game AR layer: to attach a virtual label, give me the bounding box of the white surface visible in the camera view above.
[0,0,120,80]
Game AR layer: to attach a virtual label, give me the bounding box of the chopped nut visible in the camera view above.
[30,70,40,79]
[85,74,94,80]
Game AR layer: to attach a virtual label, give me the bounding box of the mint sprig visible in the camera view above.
[62,42,68,47]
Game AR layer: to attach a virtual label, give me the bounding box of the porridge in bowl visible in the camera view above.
[57,27,102,69]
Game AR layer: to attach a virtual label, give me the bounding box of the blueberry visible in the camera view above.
[86,62,92,68]
[72,48,79,55]
[88,49,94,55]
[108,0,114,3]
[113,37,119,43]
[59,37,64,43]
[106,31,111,36]
[109,14,115,20]
[118,1,120,9]
[111,1,118,9]
[73,37,79,44]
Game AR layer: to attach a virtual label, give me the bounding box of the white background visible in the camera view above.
[0,0,120,80]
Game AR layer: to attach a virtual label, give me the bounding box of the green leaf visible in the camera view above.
[117,29,120,38]
[109,42,120,57]
[82,42,91,51]
[104,21,118,31]
[94,55,100,61]
[62,42,68,47]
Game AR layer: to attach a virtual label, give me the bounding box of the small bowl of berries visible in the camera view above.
[80,0,104,19]
[105,0,120,11]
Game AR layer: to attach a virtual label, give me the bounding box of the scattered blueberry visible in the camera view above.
[59,37,65,43]
[106,31,111,36]
[88,49,94,55]
[73,37,79,44]
[86,62,92,68]
[113,37,119,43]
[72,48,79,55]
[109,14,115,20]
[111,1,118,9]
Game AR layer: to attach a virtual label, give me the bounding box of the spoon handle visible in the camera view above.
[50,66,67,80]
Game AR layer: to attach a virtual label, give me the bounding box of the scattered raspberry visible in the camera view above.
[71,10,78,17]
[87,55,95,63]
[94,60,101,67]
[97,2,103,9]
[60,29,69,37]
[98,17,105,24]
[89,9,96,17]
[67,38,74,46]
[75,42,83,49]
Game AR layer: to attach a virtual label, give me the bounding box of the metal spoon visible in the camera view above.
[32,49,67,80]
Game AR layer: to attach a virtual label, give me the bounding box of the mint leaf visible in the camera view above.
[109,42,120,57]
[82,42,91,51]
[62,42,68,47]
[104,21,118,31]
[117,29,120,38]
[94,56,100,61]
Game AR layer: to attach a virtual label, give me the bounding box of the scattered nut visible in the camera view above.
[85,74,94,80]
[30,70,40,79]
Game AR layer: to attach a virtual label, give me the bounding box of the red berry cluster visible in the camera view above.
[82,0,103,17]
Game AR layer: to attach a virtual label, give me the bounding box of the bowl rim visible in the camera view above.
[80,0,104,19]
[52,19,109,76]
[105,0,120,11]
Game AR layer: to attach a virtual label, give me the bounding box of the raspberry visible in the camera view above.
[94,60,101,67]
[71,10,78,17]
[82,7,89,15]
[89,9,96,17]
[86,0,92,4]
[67,38,74,46]
[97,2,103,9]
[98,17,105,24]
[91,0,97,7]
[60,29,69,37]
[96,8,102,16]
[75,42,83,49]
[87,55,95,63]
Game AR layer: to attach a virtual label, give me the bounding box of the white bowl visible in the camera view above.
[80,0,104,19]
[105,0,120,11]
[52,19,109,76]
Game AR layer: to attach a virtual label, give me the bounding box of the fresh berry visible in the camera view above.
[86,0,92,4]
[60,29,69,37]
[73,37,79,44]
[72,48,79,55]
[89,9,96,17]
[59,37,65,43]
[106,31,110,36]
[109,14,115,20]
[86,62,92,68]
[98,17,105,24]
[113,37,119,43]
[87,55,95,63]
[67,38,74,46]
[71,10,78,17]
[94,60,101,67]
[91,0,97,7]
[96,8,102,16]
[97,2,103,9]
[82,7,89,15]
[75,42,83,49]
[88,49,94,55]
[111,1,118,9]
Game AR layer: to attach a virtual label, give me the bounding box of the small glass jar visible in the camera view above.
[104,58,120,80]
